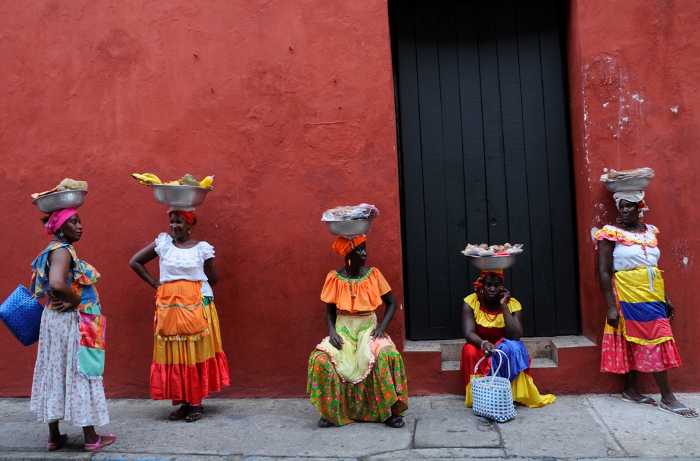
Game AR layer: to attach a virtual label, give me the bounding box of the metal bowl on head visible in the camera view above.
[467,254,517,271]
[605,177,650,192]
[32,190,87,214]
[149,184,211,207]
[325,219,372,236]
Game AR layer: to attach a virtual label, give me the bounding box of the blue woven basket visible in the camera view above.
[0,285,44,346]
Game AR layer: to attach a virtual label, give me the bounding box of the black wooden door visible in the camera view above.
[390,0,579,340]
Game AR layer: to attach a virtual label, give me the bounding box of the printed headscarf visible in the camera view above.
[44,208,78,235]
[613,190,649,217]
[332,235,367,257]
[473,269,505,292]
[168,207,196,226]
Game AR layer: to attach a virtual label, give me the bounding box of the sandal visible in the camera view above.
[168,404,190,421]
[621,392,657,406]
[185,405,203,423]
[384,415,405,428]
[84,434,117,452]
[47,433,68,451]
[658,402,698,418]
[317,418,333,428]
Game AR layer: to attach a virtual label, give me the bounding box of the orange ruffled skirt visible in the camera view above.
[150,282,230,405]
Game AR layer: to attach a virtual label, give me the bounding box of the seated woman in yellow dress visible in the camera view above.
[460,270,555,408]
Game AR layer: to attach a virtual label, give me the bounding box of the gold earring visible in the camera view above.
[616,217,622,223]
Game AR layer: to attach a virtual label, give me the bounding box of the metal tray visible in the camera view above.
[32,190,87,213]
[467,254,517,270]
[325,219,372,236]
[149,184,211,207]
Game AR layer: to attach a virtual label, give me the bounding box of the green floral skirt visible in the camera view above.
[307,346,408,426]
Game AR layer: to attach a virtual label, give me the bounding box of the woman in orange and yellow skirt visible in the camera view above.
[130,207,230,422]
[460,270,555,409]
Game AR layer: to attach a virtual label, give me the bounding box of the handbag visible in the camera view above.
[0,284,44,346]
[471,349,517,422]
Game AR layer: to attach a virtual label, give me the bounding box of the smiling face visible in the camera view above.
[346,242,367,266]
[482,273,503,303]
[618,199,640,225]
[59,214,83,243]
[169,213,192,239]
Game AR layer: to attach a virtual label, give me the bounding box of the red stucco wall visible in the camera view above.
[0,1,404,398]
[568,0,700,392]
[2,0,699,399]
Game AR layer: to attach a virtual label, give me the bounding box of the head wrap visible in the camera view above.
[332,236,367,257]
[44,208,78,235]
[168,207,196,226]
[473,270,505,292]
[613,190,649,216]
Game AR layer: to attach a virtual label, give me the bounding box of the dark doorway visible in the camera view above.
[389,0,579,340]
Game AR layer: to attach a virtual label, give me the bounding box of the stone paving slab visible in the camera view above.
[586,393,700,458]
[368,448,507,460]
[413,411,500,448]
[497,395,612,459]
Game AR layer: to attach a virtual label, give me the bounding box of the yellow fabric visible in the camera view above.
[463,293,522,328]
[610,267,673,346]
[465,373,556,408]
[614,267,665,303]
[153,301,224,365]
[317,312,395,384]
[321,267,391,313]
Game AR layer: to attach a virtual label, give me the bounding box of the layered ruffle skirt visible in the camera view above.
[150,283,230,406]
[601,267,681,373]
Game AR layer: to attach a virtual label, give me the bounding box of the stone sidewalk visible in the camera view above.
[0,393,699,460]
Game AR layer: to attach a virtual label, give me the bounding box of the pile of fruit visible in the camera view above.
[31,178,88,199]
[131,173,214,188]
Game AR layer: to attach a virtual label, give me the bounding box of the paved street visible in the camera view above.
[1,394,699,460]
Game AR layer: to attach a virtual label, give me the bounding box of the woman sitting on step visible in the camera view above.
[460,270,555,408]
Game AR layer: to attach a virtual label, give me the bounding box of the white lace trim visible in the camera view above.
[155,233,215,268]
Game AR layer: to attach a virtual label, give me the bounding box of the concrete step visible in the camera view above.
[406,335,595,372]
[440,357,558,371]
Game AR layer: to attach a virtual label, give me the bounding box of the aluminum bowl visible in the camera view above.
[325,219,372,236]
[604,177,650,192]
[149,184,211,207]
[467,254,517,270]
[32,190,87,213]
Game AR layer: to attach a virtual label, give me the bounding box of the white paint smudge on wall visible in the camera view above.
[671,106,679,113]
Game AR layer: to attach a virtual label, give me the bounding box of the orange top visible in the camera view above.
[321,267,391,313]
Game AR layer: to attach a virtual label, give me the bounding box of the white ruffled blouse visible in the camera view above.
[154,232,215,296]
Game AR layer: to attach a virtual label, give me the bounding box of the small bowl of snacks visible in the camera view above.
[322,204,379,236]
[462,243,523,270]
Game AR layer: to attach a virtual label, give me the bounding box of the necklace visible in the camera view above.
[477,293,502,321]
[343,267,363,299]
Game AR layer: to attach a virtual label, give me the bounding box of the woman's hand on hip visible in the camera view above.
[606,306,619,329]
[53,299,80,313]
[151,281,162,290]
[329,331,344,350]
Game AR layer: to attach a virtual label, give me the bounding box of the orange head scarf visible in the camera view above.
[332,236,367,257]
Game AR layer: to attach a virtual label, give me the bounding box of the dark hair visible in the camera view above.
[40,214,51,225]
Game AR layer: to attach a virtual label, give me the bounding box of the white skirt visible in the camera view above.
[30,308,109,426]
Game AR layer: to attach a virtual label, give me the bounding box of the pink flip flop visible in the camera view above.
[47,433,68,451]
[84,434,117,452]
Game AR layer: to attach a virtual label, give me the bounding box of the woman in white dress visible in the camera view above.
[30,208,116,451]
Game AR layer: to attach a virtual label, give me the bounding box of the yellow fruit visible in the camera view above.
[168,181,181,185]
[199,175,214,188]
[131,173,162,185]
